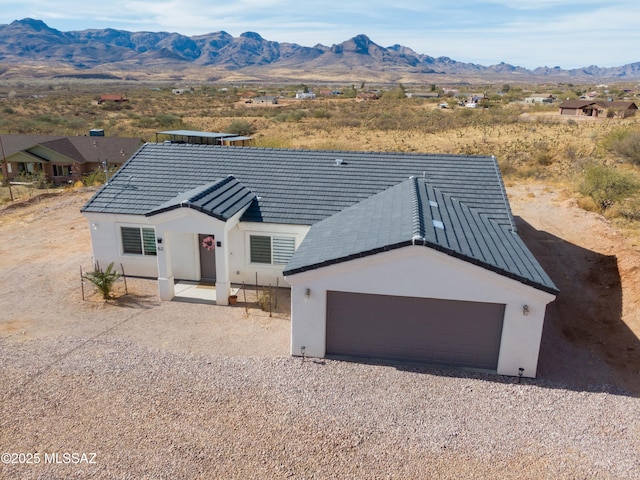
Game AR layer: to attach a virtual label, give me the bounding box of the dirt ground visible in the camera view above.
[0,189,291,358]
[0,183,639,394]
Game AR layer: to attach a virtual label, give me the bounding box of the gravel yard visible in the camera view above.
[1,336,639,479]
[1,188,639,479]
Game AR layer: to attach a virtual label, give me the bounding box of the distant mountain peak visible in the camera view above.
[0,19,637,81]
[240,31,264,41]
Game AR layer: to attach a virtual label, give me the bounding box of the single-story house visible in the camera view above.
[559,100,637,118]
[405,92,440,99]
[251,95,278,105]
[525,94,555,104]
[98,94,128,104]
[295,92,316,100]
[81,144,558,377]
[0,133,143,185]
[356,92,379,101]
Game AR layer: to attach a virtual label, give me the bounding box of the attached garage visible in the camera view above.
[326,291,504,370]
[285,175,558,378]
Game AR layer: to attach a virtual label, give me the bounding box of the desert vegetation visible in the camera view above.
[1,80,639,236]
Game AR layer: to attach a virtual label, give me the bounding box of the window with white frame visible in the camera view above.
[249,235,295,265]
[121,226,157,256]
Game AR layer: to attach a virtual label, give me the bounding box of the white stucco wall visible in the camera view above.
[83,212,159,277]
[169,231,199,280]
[228,222,310,287]
[286,245,556,378]
[83,211,306,303]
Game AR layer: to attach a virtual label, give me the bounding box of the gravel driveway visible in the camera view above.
[1,190,639,479]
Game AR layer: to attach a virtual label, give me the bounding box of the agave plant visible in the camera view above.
[83,262,120,300]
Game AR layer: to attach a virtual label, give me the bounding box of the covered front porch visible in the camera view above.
[174,281,241,305]
[147,176,256,306]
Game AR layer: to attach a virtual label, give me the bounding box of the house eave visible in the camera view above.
[284,240,559,296]
[145,203,230,222]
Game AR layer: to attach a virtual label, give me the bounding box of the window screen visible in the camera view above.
[250,235,272,264]
[121,227,156,256]
[272,236,295,264]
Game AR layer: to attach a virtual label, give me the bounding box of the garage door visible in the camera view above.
[326,291,505,370]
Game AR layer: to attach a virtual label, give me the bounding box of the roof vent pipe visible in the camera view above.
[335,158,343,166]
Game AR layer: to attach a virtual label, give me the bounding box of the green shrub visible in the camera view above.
[83,262,120,300]
[156,113,182,128]
[225,119,257,135]
[18,171,49,189]
[579,164,639,211]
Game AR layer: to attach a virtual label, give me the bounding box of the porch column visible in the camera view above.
[156,228,175,301]
[215,229,232,305]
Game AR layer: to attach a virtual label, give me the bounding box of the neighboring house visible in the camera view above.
[295,92,316,100]
[356,92,379,101]
[559,100,637,118]
[405,92,440,99]
[0,133,143,185]
[98,94,128,104]
[171,88,193,95]
[525,94,555,104]
[252,96,278,105]
[81,143,558,378]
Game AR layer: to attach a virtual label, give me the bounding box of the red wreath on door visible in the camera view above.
[201,236,215,251]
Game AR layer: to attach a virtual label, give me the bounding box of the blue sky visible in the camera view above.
[0,0,638,69]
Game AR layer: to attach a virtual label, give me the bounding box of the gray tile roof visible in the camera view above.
[81,143,556,293]
[146,175,255,221]
[284,177,558,294]
[81,143,513,226]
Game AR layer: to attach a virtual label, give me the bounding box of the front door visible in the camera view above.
[198,234,217,283]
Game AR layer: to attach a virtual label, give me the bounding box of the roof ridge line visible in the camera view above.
[188,175,237,203]
[410,176,426,244]
[490,155,517,232]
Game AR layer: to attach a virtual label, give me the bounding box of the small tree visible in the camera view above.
[83,262,120,300]
[580,164,639,211]
[225,120,257,136]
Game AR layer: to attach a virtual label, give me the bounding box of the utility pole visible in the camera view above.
[0,134,14,202]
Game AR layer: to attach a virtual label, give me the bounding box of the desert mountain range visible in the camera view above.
[1,18,639,83]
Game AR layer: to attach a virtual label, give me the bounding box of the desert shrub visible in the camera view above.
[312,108,331,119]
[156,113,182,128]
[82,165,118,186]
[532,141,555,166]
[600,127,640,165]
[273,110,307,123]
[579,164,639,211]
[253,137,292,149]
[135,116,156,128]
[257,289,271,311]
[619,198,640,221]
[18,171,49,189]
[225,119,257,136]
